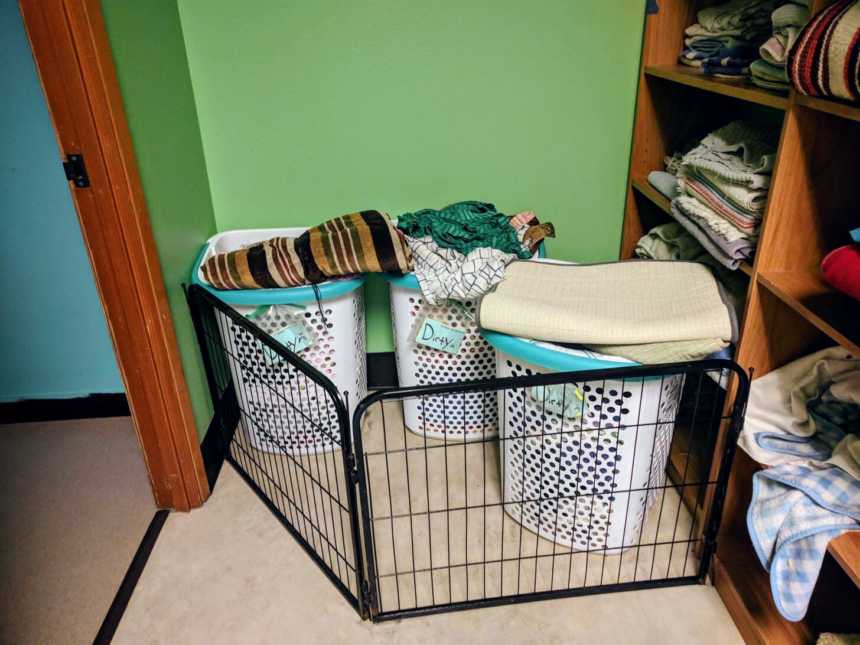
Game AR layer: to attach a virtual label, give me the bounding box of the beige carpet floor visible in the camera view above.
[115,401,742,645]
[0,416,155,645]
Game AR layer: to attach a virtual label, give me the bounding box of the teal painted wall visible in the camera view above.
[0,0,123,402]
[101,1,217,438]
[177,0,645,352]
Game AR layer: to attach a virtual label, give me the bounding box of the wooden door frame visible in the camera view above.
[19,0,209,511]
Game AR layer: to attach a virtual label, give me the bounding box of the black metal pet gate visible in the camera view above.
[187,285,749,622]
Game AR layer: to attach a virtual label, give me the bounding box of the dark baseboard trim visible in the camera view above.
[200,415,227,490]
[367,352,397,389]
[93,509,169,644]
[0,393,129,424]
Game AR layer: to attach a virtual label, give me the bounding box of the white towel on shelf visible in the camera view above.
[738,346,860,466]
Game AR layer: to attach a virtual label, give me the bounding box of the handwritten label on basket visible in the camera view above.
[528,384,584,420]
[415,318,464,354]
[273,323,313,354]
[259,323,314,364]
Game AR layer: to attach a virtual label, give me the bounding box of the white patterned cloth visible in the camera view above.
[406,236,516,305]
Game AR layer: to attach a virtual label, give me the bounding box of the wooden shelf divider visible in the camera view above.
[829,533,860,588]
[795,94,860,124]
[645,65,790,110]
[757,270,860,355]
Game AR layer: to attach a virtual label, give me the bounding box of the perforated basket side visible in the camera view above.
[390,285,498,440]
[497,352,682,552]
[220,290,364,456]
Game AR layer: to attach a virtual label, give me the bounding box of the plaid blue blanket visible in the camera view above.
[748,462,860,621]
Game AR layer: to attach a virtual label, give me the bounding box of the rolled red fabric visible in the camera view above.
[821,243,860,301]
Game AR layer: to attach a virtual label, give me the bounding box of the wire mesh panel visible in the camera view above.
[352,361,748,621]
[187,285,365,616]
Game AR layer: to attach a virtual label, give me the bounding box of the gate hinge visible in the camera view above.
[361,580,377,616]
[346,453,360,484]
[63,153,90,188]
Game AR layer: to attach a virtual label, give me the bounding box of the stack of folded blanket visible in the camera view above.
[750,2,811,91]
[788,0,860,103]
[477,260,737,364]
[681,0,777,77]
[667,121,777,270]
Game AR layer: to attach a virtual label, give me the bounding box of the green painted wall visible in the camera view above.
[102,1,216,438]
[177,0,645,352]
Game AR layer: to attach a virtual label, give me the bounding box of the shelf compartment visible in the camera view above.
[645,65,789,110]
[795,94,860,124]
[757,270,860,354]
[631,177,754,276]
[714,537,813,644]
[828,532,860,588]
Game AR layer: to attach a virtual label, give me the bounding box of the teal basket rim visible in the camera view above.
[481,330,640,373]
[190,244,365,305]
[382,241,547,290]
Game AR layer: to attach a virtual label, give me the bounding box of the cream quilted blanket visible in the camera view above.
[477,260,737,346]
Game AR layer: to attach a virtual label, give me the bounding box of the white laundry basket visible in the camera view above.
[483,331,684,553]
[384,246,545,442]
[192,228,367,455]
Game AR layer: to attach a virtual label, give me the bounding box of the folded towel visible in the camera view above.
[646,170,680,200]
[685,22,771,41]
[675,195,758,242]
[760,3,810,65]
[684,165,769,214]
[477,260,736,346]
[634,221,703,261]
[751,75,793,90]
[669,199,756,270]
[699,120,777,175]
[703,62,752,77]
[751,58,790,83]
[698,0,779,33]
[788,0,860,103]
[678,175,762,231]
[685,34,752,54]
[738,346,860,465]
[681,121,776,190]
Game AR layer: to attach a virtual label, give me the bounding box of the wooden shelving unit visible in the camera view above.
[623,1,860,643]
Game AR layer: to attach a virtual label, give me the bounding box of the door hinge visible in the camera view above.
[63,153,90,188]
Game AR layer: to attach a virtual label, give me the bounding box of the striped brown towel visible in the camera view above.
[788,0,860,103]
[200,210,412,289]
